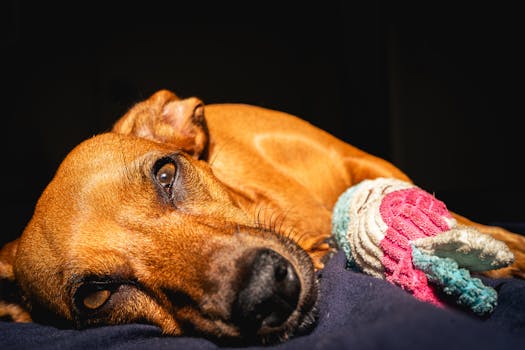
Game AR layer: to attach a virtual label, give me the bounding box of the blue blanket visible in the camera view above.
[1,251,524,350]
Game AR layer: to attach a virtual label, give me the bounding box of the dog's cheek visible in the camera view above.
[78,286,182,335]
[124,294,182,335]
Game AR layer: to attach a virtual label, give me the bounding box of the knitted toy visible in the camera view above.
[331,177,515,315]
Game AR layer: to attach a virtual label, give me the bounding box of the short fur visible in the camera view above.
[1,90,524,344]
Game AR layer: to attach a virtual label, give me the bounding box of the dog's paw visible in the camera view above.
[0,301,32,322]
[305,235,338,271]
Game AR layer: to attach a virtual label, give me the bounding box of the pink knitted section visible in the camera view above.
[379,187,453,306]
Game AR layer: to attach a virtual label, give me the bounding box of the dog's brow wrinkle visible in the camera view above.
[208,136,235,167]
[117,137,134,184]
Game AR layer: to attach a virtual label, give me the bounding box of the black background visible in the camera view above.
[2,1,524,245]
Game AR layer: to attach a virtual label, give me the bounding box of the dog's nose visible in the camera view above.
[232,249,301,333]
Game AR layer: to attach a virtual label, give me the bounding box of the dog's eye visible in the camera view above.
[74,281,117,313]
[155,161,177,192]
[83,290,111,310]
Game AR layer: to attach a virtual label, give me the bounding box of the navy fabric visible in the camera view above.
[1,251,525,350]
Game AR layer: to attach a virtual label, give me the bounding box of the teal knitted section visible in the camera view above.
[331,185,361,269]
[411,245,498,315]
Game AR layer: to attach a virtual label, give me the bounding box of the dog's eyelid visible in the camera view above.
[72,277,137,316]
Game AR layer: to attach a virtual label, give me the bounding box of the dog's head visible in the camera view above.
[0,90,318,345]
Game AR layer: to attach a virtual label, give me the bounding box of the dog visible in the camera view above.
[1,89,524,344]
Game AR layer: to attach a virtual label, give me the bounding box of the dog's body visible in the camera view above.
[1,90,524,344]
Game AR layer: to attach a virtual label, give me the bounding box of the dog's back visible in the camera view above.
[203,102,411,266]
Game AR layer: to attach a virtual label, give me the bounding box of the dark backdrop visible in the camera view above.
[2,1,523,245]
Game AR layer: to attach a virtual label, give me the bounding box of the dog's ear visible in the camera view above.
[113,89,209,159]
[0,239,32,322]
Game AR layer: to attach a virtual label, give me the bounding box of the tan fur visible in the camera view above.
[1,89,524,343]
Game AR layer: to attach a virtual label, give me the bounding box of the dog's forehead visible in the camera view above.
[35,133,170,215]
[64,133,170,169]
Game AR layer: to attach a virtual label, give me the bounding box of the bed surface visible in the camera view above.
[2,248,524,350]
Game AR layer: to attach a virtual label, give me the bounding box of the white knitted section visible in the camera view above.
[346,178,414,278]
[412,225,515,272]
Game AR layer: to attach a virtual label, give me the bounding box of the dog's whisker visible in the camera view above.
[254,205,276,232]
[275,209,291,236]
[291,230,311,248]
[249,205,303,250]
[253,205,264,230]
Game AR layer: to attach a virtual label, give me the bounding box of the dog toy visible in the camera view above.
[331,177,514,315]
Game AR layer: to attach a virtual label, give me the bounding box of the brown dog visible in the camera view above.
[1,90,524,344]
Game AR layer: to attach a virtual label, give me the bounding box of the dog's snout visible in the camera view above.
[232,249,300,334]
